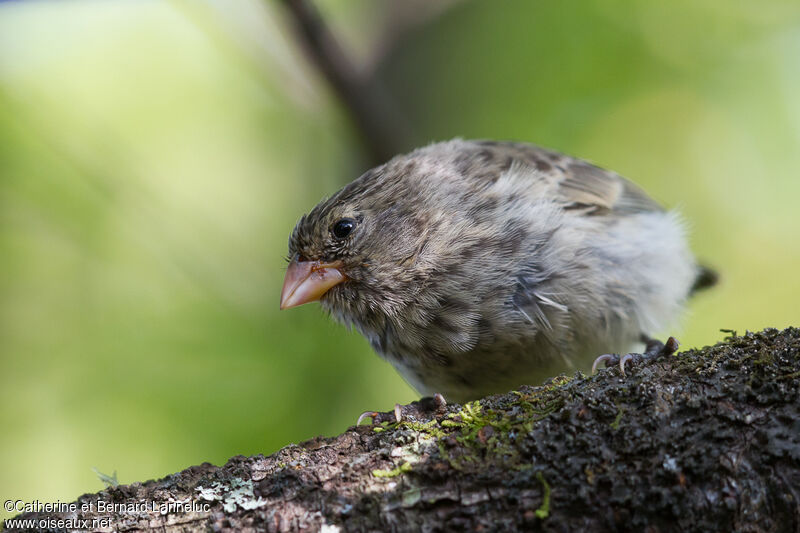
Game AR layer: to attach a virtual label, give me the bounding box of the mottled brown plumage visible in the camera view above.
[282,139,711,401]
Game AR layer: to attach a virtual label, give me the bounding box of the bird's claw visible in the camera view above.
[663,336,680,355]
[355,394,448,426]
[592,336,681,376]
[356,411,379,426]
[433,392,447,409]
[619,353,635,375]
[592,353,617,374]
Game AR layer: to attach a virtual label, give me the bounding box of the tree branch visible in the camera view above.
[6,328,800,532]
[280,0,414,165]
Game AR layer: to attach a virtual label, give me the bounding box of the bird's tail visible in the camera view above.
[690,264,719,295]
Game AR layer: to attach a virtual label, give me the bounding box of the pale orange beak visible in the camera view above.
[280,259,346,310]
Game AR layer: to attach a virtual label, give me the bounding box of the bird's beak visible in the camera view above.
[280,259,346,310]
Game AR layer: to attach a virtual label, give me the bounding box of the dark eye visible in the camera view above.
[332,218,356,239]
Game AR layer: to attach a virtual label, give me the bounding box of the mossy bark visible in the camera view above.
[6,328,800,532]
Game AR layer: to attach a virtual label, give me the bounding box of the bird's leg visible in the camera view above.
[640,334,669,356]
[644,334,680,358]
[355,393,448,426]
[592,335,680,376]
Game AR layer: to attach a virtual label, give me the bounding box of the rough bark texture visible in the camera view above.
[5,328,800,532]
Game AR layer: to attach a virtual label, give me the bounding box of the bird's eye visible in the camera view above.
[332,218,356,240]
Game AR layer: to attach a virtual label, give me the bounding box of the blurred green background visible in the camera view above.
[1,0,798,517]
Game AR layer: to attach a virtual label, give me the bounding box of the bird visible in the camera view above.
[280,139,716,405]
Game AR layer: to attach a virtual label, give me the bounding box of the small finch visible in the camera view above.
[281,139,715,403]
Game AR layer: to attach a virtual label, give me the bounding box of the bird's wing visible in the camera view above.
[471,141,664,215]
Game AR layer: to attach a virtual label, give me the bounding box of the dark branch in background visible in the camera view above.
[280,0,414,165]
[362,0,463,73]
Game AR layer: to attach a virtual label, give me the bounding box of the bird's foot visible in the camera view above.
[356,393,447,426]
[592,335,680,376]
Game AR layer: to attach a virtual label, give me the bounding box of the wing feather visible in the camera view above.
[469,140,663,215]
